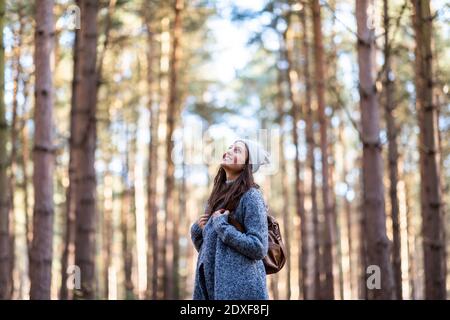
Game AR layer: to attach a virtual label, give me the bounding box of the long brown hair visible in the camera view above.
[205,148,259,216]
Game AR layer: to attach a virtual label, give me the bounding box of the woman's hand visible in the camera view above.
[196,214,209,230]
[211,209,229,219]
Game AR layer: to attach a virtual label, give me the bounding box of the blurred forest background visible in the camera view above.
[0,0,449,300]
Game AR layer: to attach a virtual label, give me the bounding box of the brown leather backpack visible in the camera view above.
[228,212,287,275]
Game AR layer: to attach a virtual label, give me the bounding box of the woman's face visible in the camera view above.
[221,141,248,173]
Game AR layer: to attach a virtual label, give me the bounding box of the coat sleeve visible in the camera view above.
[211,189,268,260]
[190,222,203,253]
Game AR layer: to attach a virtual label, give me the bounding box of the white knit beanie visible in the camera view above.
[234,138,271,173]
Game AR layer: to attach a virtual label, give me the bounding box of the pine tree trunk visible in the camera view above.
[328,140,342,299]
[30,0,55,300]
[164,0,183,300]
[171,0,184,299]
[73,0,99,299]
[412,0,446,300]
[172,185,180,300]
[344,157,355,298]
[310,0,334,299]
[20,101,31,271]
[276,41,291,299]
[19,126,31,297]
[145,21,160,300]
[8,5,26,297]
[157,17,170,299]
[403,171,415,299]
[346,199,357,298]
[179,161,187,298]
[284,18,307,300]
[61,18,80,300]
[356,0,394,300]
[102,170,113,299]
[122,131,135,299]
[0,0,11,300]
[298,7,319,300]
[383,0,402,300]
[16,73,32,291]
[357,156,367,300]
[327,1,343,299]
[339,123,354,299]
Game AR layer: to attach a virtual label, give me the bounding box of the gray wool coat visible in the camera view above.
[190,187,269,300]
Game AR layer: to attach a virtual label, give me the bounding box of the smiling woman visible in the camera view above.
[190,138,271,300]
[221,141,248,178]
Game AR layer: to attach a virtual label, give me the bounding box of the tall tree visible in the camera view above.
[60,12,80,300]
[163,0,183,299]
[285,12,307,300]
[156,16,170,299]
[298,5,320,299]
[339,121,354,298]
[356,0,394,299]
[179,161,187,298]
[121,128,136,299]
[403,165,416,299]
[144,16,160,300]
[30,0,55,300]
[102,168,113,299]
[383,0,402,300]
[73,0,99,299]
[357,155,367,299]
[276,36,291,300]
[8,3,26,297]
[19,77,32,272]
[327,0,343,298]
[310,0,334,299]
[412,0,446,300]
[0,0,11,300]
[328,135,342,299]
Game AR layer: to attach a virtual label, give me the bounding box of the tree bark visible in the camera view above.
[298,6,320,300]
[8,4,26,298]
[156,16,170,299]
[122,128,136,299]
[20,90,31,272]
[310,0,334,299]
[102,170,112,299]
[328,139,342,299]
[163,0,183,300]
[412,0,446,300]
[0,0,11,300]
[30,0,55,300]
[356,0,394,300]
[61,16,80,300]
[145,19,160,300]
[327,3,342,298]
[284,15,307,300]
[17,66,32,292]
[339,122,354,299]
[73,0,99,300]
[383,0,402,300]
[357,156,367,300]
[179,161,187,298]
[276,38,291,299]
[403,170,415,299]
